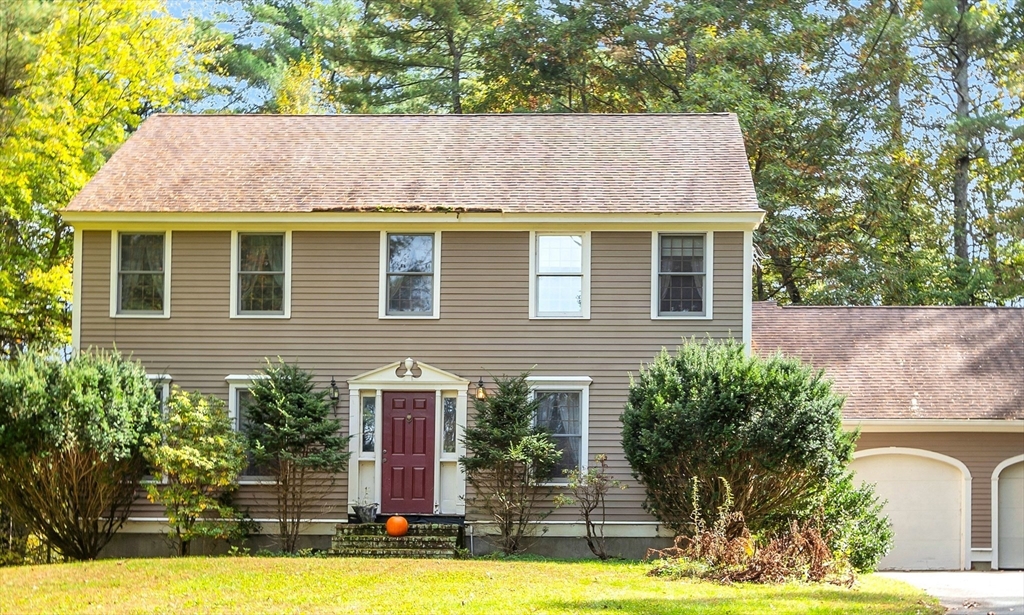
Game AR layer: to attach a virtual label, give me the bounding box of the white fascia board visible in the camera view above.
[844,419,1024,433]
[62,210,767,231]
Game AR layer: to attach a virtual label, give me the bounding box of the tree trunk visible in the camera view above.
[448,32,462,114]
[951,0,971,303]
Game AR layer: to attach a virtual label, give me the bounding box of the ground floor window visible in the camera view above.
[528,376,591,483]
[227,376,272,483]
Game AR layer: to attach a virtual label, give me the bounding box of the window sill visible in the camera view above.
[238,479,277,486]
[378,314,440,320]
[230,313,290,320]
[651,313,712,321]
[112,312,170,319]
[530,315,590,320]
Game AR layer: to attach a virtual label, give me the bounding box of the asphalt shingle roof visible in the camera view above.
[64,113,760,215]
[752,302,1024,421]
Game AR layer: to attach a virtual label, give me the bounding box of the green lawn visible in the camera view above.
[0,557,941,615]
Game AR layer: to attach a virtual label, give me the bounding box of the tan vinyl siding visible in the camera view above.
[80,229,746,524]
[856,432,1024,549]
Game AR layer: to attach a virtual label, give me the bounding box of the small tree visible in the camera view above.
[0,348,159,560]
[460,373,562,555]
[621,339,856,536]
[553,454,625,560]
[245,359,350,553]
[814,471,893,573]
[145,388,247,556]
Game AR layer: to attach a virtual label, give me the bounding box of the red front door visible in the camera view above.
[381,391,435,514]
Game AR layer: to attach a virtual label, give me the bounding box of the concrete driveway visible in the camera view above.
[880,572,1024,615]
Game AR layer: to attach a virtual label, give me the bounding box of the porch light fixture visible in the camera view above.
[476,378,487,400]
[329,376,340,407]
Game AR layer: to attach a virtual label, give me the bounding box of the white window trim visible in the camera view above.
[527,376,591,486]
[144,374,173,485]
[109,230,172,319]
[651,231,713,320]
[528,231,591,319]
[378,230,442,319]
[229,230,292,319]
[225,374,275,486]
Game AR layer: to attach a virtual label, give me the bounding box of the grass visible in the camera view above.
[0,557,942,615]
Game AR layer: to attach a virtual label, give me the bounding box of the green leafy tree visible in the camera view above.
[813,471,894,573]
[0,348,159,560]
[0,0,207,356]
[144,388,248,556]
[460,372,561,555]
[621,339,856,536]
[245,359,350,553]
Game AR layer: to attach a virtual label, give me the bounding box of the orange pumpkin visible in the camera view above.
[386,515,409,537]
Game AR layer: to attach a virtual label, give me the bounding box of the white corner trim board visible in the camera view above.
[990,454,1024,570]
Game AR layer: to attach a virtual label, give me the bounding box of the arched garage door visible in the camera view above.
[998,461,1024,569]
[852,450,966,570]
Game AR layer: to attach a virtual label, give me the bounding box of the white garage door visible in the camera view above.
[998,461,1024,570]
[852,453,964,570]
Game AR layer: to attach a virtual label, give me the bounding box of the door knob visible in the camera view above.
[406,414,413,422]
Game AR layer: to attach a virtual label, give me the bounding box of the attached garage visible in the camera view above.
[995,458,1024,570]
[852,449,968,570]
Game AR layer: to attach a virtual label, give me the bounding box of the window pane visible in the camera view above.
[239,273,284,313]
[551,435,582,479]
[442,397,457,454]
[362,397,376,453]
[388,234,433,273]
[537,235,582,274]
[387,274,433,314]
[536,391,581,436]
[659,274,705,314]
[120,273,164,312]
[660,236,704,273]
[537,276,582,314]
[240,234,284,272]
[120,234,164,272]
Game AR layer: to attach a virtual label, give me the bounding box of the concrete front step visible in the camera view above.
[330,547,456,559]
[333,536,458,549]
[330,523,463,558]
[335,523,460,537]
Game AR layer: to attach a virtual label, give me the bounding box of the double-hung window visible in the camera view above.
[232,232,290,317]
[653,233,711,318]
[113,232,170,317]
[227,376,272,483]
[531,232,590,318]
[529,376,591,483]
[381,232,440,318]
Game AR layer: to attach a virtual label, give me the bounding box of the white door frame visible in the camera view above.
[991,454,1024,570]
[347,360,469,518]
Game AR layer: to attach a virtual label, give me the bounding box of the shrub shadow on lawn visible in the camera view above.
[544,588,943,615]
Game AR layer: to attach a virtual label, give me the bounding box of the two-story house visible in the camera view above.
[63,113,763,557]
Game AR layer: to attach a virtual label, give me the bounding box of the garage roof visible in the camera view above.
[752,302,1024,420]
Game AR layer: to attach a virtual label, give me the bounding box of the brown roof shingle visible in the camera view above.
[752,302,1024,421]
[65,113,761,215]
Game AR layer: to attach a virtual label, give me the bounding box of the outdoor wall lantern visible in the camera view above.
[329,376,340,407]
[476,377,487,400]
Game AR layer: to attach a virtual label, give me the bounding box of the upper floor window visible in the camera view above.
[531,233,590,319]
[653,233,712,319]
[231,231,291,318]
[113,232,170,317]
[380,232,440,318]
